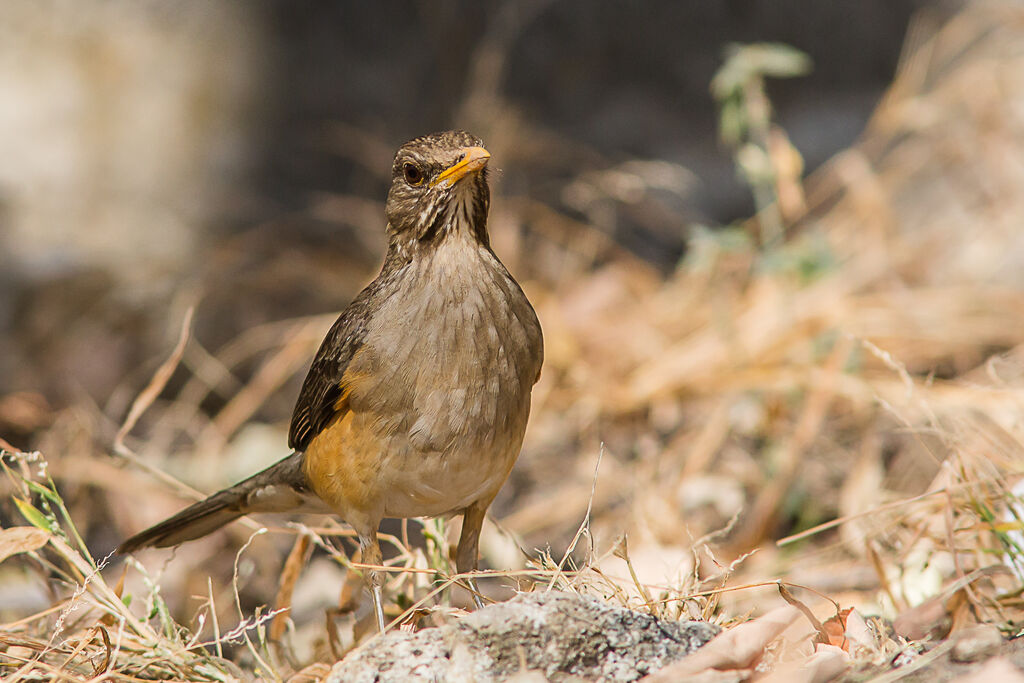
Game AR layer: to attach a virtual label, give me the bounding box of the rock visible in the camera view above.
[951,657,1024,683]
[327,591,720,682]
[951,624,1005,664]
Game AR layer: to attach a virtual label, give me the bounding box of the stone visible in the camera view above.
[327,591,720,682]
[950,624,1004,664]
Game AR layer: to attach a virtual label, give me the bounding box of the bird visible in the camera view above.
[118,130,544,633]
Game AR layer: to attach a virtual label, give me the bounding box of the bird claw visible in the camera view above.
[372,584,386,633]
[467,575,486,610]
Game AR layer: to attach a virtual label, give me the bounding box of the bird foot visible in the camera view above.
[371,584,386,633]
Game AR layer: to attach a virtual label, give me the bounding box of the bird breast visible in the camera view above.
[348,236,542,459]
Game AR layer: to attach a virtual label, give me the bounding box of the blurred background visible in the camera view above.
[1,1,935,393]
[5,0,1024,670]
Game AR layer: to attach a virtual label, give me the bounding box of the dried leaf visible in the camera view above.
[0,525,49,564]
[820,607,852,650]
[778,584,848,649]
[643,606,800,681]
[100,567,129,627]
[271,533,311,641]
[844,609,882,653]
[759,643,849,683]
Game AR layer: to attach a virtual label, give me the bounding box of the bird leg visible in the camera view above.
[357,531,386,632]
[456,500,490,609]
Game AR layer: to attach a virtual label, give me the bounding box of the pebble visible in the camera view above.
[950,624,1004,663]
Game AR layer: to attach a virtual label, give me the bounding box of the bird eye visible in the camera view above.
[403,163,424,186]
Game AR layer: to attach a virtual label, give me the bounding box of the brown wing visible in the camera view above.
[288,294,373,451]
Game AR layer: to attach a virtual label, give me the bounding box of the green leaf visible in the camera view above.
[718,99,745,146]
[14,497,59,534]
[25,479,61,506]
[745,43,812,79]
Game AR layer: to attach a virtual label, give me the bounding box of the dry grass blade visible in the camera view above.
[196,318,326,453]
[113,306,193,451]
[545,444,603,591]
[729,334,853,552]
[0,455,243,682]
[111,306,204,499]
[271,533,312,642]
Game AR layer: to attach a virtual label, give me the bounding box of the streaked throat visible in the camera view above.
[419,181,486,245]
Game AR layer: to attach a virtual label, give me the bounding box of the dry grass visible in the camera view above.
[5,1,1024,680]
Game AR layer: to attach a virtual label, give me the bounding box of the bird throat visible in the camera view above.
[417,182,488,247]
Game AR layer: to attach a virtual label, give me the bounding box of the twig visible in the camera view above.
[114,307,193,452]
[112,307,203,499]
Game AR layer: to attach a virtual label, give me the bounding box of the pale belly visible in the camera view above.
[376,427,526,518]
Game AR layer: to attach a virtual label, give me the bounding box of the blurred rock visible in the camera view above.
[951,624,1004,664]
[0,0,268,292]
[952,657,1024,683]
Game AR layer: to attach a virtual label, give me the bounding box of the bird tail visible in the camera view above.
[118,451,319,554]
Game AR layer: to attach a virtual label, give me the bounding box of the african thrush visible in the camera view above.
[119,130,544,632]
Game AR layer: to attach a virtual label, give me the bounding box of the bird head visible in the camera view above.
[385,130,492,247]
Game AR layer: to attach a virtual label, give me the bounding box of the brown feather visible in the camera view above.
[118,452,319,553]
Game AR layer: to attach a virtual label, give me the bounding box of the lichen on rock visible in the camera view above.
[327,591,720,682]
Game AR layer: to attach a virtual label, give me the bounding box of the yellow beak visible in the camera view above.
[432,146,491,187]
